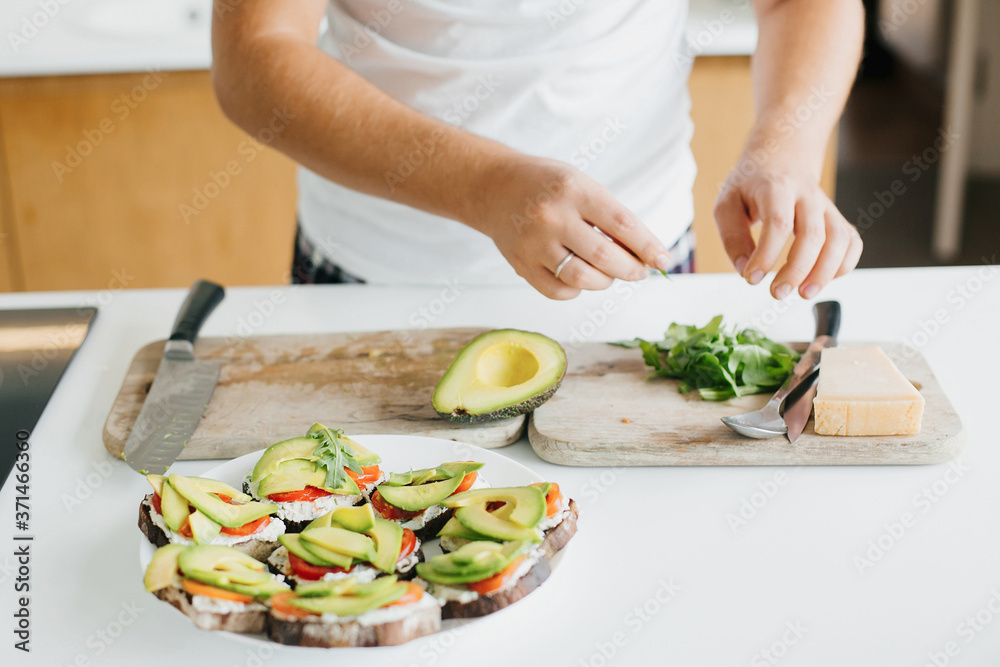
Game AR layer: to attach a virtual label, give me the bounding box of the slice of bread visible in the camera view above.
[268,597,441,647]
[138,495,280,562]
[154,586,268,633]
[428,554,551,620]
[541,499,578,558]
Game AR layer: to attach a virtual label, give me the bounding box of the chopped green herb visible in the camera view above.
[613,315,799,401]
[310,425,362,490]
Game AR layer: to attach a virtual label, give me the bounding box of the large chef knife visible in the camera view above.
[123,280,225,474]
[783,302,841,442]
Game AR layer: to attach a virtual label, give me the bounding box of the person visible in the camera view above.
[211,0,864,300]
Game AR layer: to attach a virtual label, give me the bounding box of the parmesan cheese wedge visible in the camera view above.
[813,347,924,436]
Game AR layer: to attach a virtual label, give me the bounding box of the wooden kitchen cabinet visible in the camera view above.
[689,56,838,273]
[0,70,297,292]
[0,60,835,291]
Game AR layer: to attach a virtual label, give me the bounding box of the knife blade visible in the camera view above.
[123,280,225,474]
[782,301,841,442]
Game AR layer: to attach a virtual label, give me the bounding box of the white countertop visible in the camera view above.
[1,267,997,665]
[1,0,756,78]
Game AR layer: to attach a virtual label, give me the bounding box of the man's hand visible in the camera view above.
[715,152,863,300]
[472,156,673,300]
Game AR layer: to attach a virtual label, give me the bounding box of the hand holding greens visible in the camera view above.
[614,315,799,400]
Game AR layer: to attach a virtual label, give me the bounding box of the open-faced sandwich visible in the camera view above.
[143,544,289,633]
[268,504,422,585]
[139,474,284,560]
[268,575,440,647]
[416,540,549,619]
[369,461,484,540]
[247,424,383,531]
[437,483,578,558]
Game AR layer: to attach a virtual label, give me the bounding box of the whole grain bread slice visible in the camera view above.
[155,586,268,633]
[437,555,551,620]
[268,601,441,647]
[541,499,579,558]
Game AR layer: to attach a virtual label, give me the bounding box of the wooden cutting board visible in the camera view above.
[103,328,525,460]
[528,342,966,466]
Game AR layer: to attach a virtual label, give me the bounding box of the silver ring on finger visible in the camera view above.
[553,252,575,280]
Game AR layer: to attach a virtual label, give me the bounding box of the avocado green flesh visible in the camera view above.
[144,544,186,592]
[328,504,377,533]
[296,575,400,598]
[385,461,483,488]
[376,475,464,512]
[432,329,566,423]
[299,539,356,570]
[416,541,528,585]
[366,518,404,573]
[289,585,407,616]
[302,527,377,562]
[455,506,542,542]
[188,510,222,545]
[251,437,319,484]
[437,516,495,542]
[169,475,277,528]
[445,486,546,527]
[177,545,287,597]
[255,460,362,498]
[159,480,190,532]
[280,533,351,568]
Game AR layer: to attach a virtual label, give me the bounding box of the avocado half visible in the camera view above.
[432,329,566,423]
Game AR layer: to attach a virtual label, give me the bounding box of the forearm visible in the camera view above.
[748,0,864,177]
[211,4,516,232]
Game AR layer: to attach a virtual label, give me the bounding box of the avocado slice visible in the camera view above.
[179,545,271,587]
[146,474,166,497]
[297,575,399,598]
[313,504,376,533]
[366,518,404,573]
[416,541,528,585]
[432,329,566,423]
[168,475,277,529]
[384,461,483,487]
[255,459,361,498]
[185,476,250,502]
[377,475,464,511]
[445,486,547,527]
[279,533,351,568]
[289,583,407,616]
[188,510,222,545]
[301,527,377,562]
[144,544,187,592]
[438,516,494,542]
[159,479,190,532]
[299,539,356,570]
[305,424,381,467]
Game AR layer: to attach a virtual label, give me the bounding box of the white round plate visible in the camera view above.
[138,434,566,648]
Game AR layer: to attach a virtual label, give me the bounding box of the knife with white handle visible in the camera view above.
[123,280,225,474]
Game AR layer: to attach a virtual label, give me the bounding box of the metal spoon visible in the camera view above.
[721,301,841,438]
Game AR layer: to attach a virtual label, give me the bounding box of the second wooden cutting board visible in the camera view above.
[528,342,965,466]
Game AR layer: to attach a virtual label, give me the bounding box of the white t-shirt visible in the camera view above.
[298,0,696,285]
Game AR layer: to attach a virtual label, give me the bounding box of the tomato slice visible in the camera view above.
[466,556,526,595]
[533,482,563,517]
[177,518,193,539]
[398,529,418,562]
[150,493,162,515]
[288,551,354,581]
[452,472,477,495]
[370,490,424,521]
[346,465,382,489]
[182,579,253,603]
[221,515,270,536]
[268,486,333,503]
[270,591,318,617]
[385,581,424,607]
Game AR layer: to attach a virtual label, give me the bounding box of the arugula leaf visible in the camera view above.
[310,425,362,490]
[618,316,799,401]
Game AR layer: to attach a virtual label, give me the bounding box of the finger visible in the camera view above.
[771,197,826,299]
[796,207,853,299]
[835,223,863,278]
[577,186,672,273]
[564,224,648,281]
[550,252,616,291]
[713,186,755,274]
[743,183,797,285]
[523,265,583,300]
